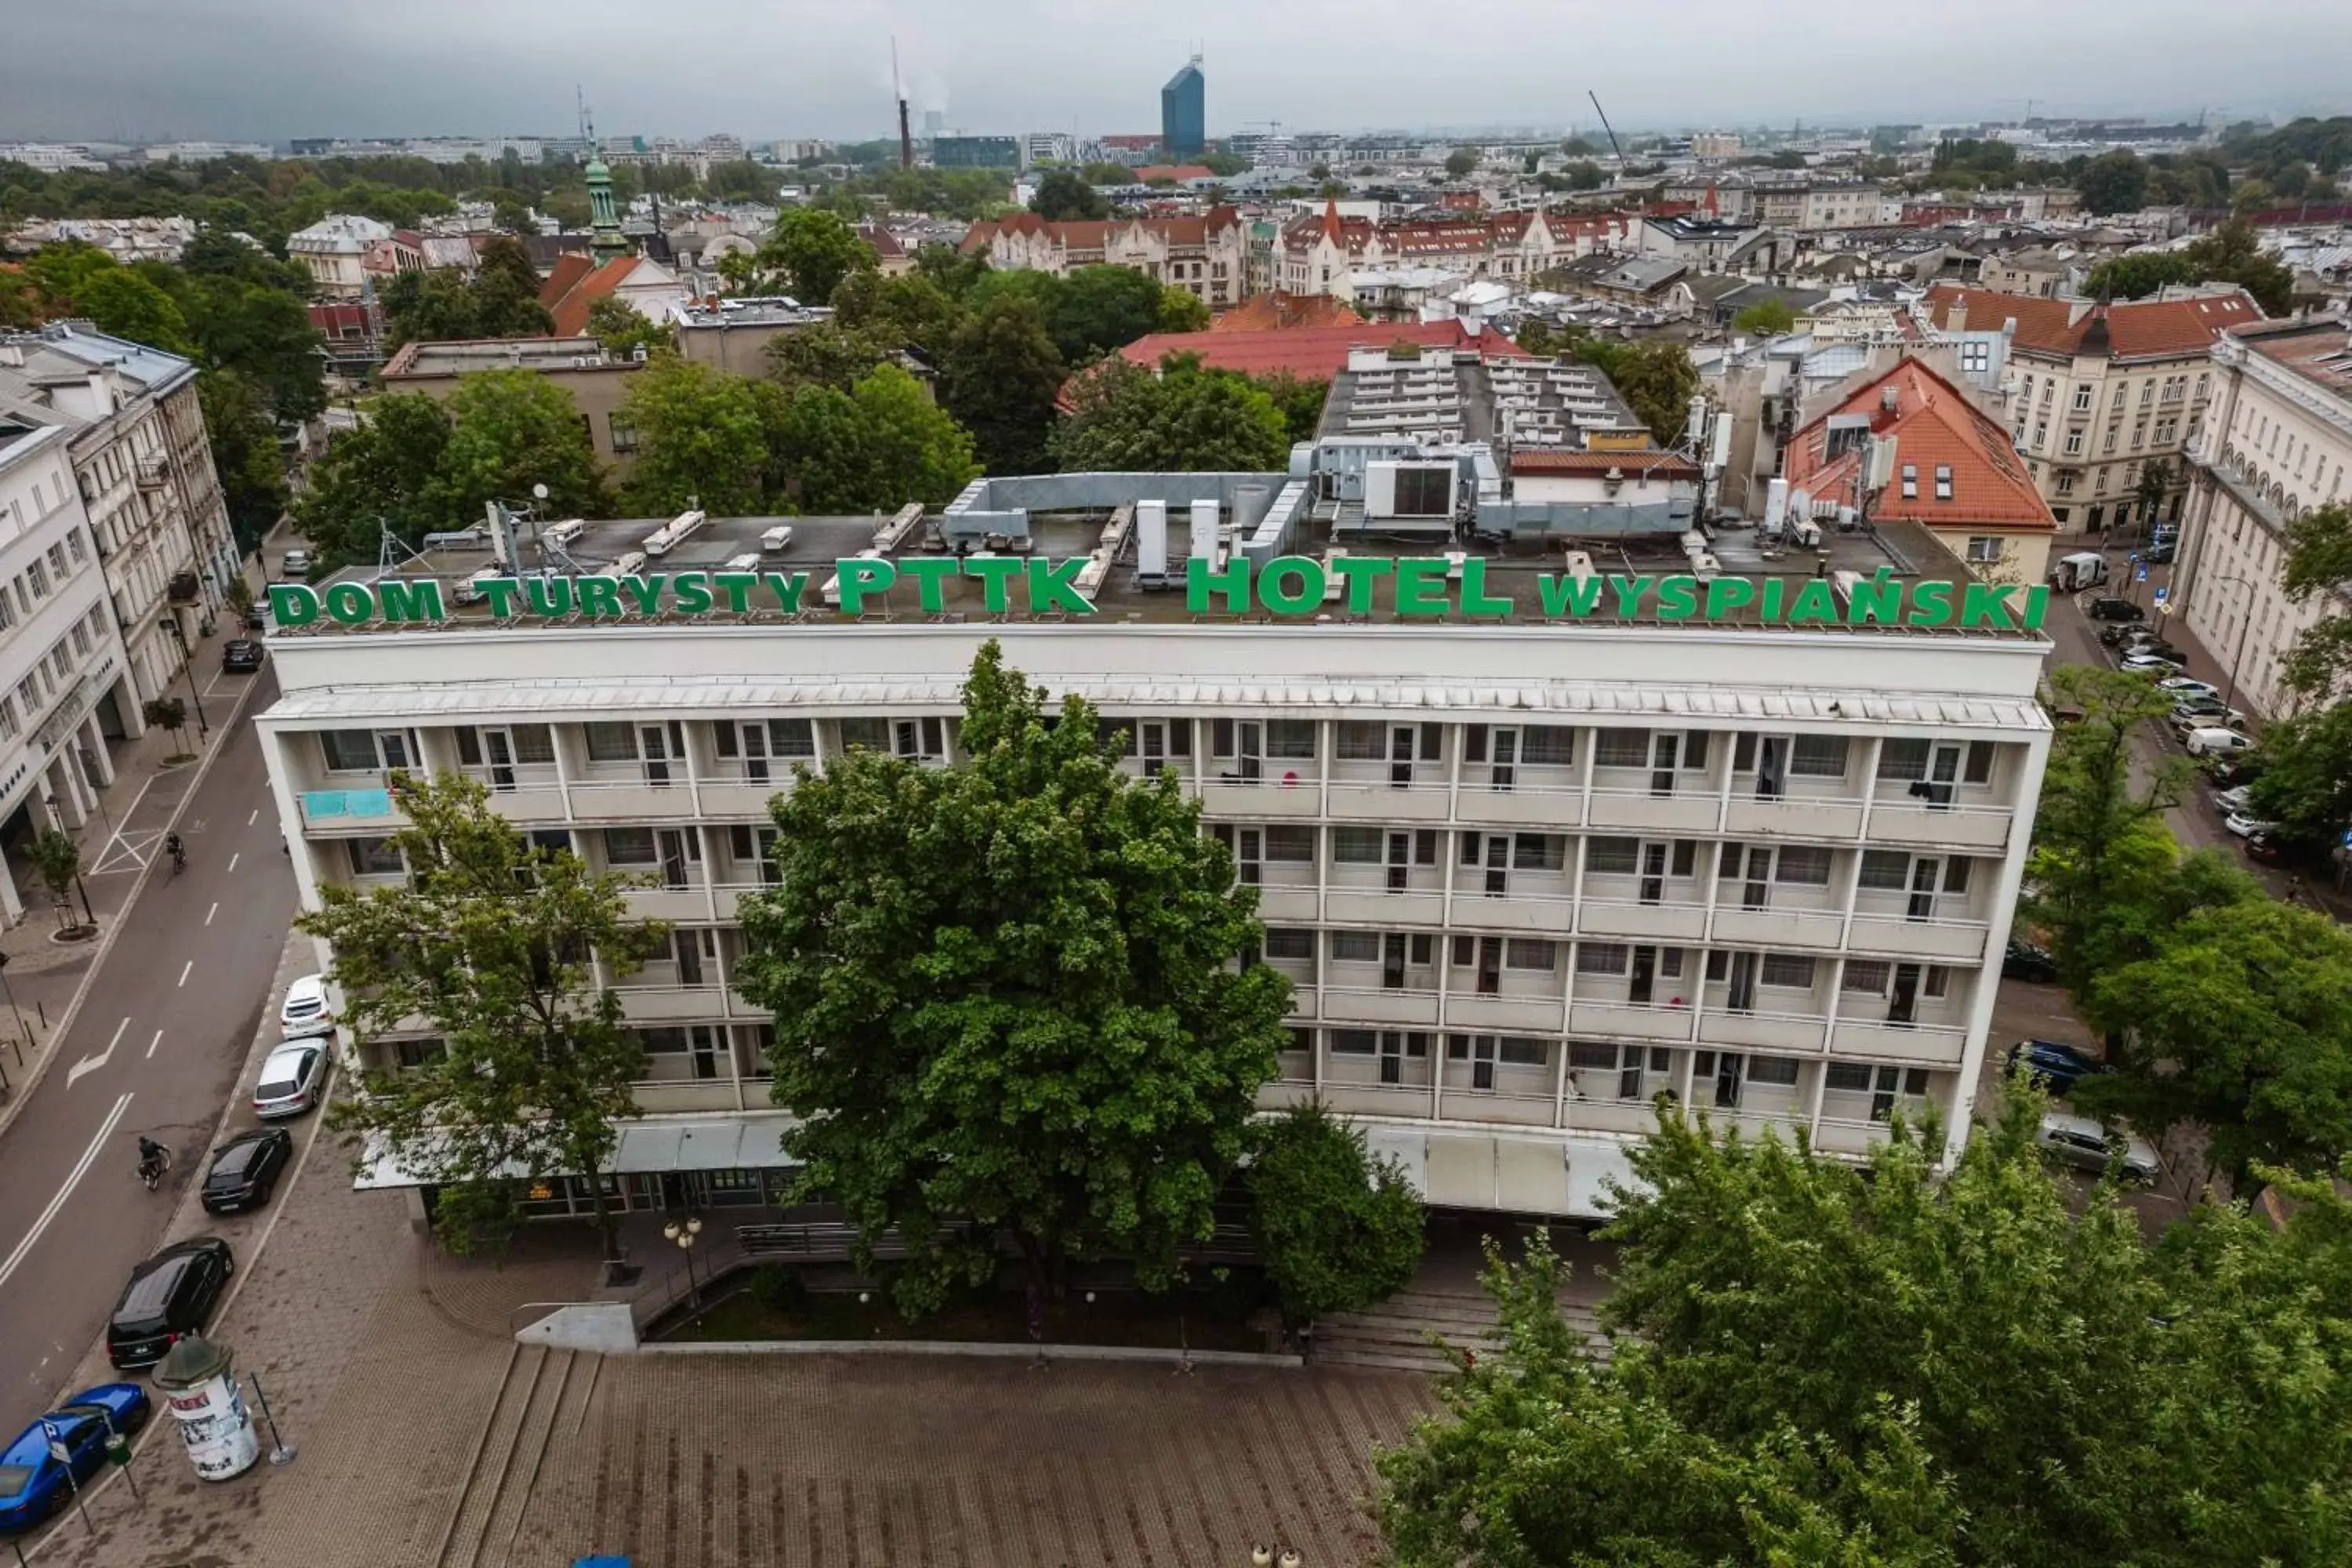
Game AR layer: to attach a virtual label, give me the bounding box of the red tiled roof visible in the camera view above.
[543,256,640,338]
[539,253,595,311]
[1784,357,2055,532]
[1116,319,1529,379]
[1133,164,1214,183]
[1922,284,2263,359]
[1211,292,1363,332]
[1512,449,1700,478]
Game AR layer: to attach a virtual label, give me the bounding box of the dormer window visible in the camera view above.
[1933,465,1954,501]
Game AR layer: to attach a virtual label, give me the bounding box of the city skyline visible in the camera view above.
[3,0,2348,147]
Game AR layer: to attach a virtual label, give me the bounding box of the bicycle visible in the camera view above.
[136,1138,172,1191]
[165,833,186,876]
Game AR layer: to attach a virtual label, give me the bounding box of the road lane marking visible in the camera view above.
[145,1029,162,1059]
[0,1091,133,1290]
[227,851,240,873]
[249,808,259,826]
[67,1017,132,1088]
[205,902,218,925]
[178,960,192,987]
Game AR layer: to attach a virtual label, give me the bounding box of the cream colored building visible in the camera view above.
[2175,316,2352,717]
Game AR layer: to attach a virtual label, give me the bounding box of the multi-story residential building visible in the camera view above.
[379,338,648,472]
[961,209,1250,309]
[4,216,201,265]
[0,324,238,714]
[0,414,135,925]
[288,215,396,298]
[1922,284,2265,533]
[2174,316,2352,717]
[260,470,2049,1226]
[1755,183,1893,231]
[1783,357,2060,586]
[1273,205,1631,298]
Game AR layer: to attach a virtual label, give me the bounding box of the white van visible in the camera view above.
[2049,552,2109,592]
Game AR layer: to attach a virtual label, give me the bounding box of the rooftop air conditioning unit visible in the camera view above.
[642,510,707,557]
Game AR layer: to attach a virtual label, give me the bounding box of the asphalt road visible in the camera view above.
[0,666,296,1436]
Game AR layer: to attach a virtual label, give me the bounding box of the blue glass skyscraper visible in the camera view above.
[1161,59,1204,158]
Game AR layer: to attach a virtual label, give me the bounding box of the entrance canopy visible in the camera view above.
[353,1111,800,1190]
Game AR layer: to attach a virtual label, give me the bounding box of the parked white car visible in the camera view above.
[278,974,334,1040]
[2187,728,2254,757]
[2224,807,2278,837]
[2212,784,2255,811]
[2156,677,2221,702]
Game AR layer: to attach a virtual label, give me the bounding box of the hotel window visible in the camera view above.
[1585,837,1641,875]
[1329,931,1381,964]
[319,729,390,771]
[1265,719,1316,760]
[1747,1054,1801,1087]
[1336,721,1385,759]
[1512,833,1566,872]
[1504,939,1556,971]
[1789,735,1849,777]
[1876,739,1929,781]
[1594,729,1650,768]
[1497,1037,1548,1067]
[2063,430,2085,457]
[1759,953,1816,989]
[583,721,637,761]
[1900,463,1918,499]
[1333,826,1386,863]
[1966,536,2003,564]
[727,824,782,884]
[602,826,659,866]
[1263,826,1315,862]
[1963,742,1995,785]
[346,837,405,877]
[1843,960,1892,993]
[1858,851,1911,891]
[1263,927,1315,960]
[837,717,891,752]
[1575,942,1630,976]
[1329,1029,1376,1055]
[1774,846,1832,886]
[1522,725,1575,764]
[2071,384,2092,412]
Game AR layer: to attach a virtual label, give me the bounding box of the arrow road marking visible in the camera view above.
[0,1091,133,1290]
[67,1017,132,1089]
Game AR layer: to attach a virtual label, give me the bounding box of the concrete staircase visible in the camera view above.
[1312,1288,1609,1374]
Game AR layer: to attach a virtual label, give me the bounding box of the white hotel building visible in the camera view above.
[260,474,2050,1223]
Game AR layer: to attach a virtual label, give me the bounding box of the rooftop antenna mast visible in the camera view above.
[893,37,913,171]
[1587,90,1624,164]
[576,85,587,144]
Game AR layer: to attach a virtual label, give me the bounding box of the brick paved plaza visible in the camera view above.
[31,1127,1434,1568]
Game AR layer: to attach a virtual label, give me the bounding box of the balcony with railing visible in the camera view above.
[1434,1084,1559,1127]
[1326,771,1457,822]
[1828,1015,1969,1065]
[565,774,702,822]
[1846,906,1991,963]
[1325,862,1446,925]
[1200,765,1323,818]
[1585,782,1721,834]
[1320,982,1443,1027]
[697,766,793,819]
[1695,1005,1830,1053]
[1577,868,1708,940]
[1865,794,2013,851]
[1567,996,1696,1042]
[1708,885,1844,949]
[1722,782,1867,840]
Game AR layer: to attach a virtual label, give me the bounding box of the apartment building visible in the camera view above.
[1272,205,1632,298]
[0,416,134,924]
[1922,285,2264,532]
[0,324,238,715]
[961,209,1250,309]
[379,338,646,473]
[2174,316,2352,717]
[288,215,397,299]
[260,476,2049,1225]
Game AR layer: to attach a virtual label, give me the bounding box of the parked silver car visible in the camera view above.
[2036,1112,2160,1184]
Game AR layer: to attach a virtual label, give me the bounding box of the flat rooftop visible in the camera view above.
[381,338,641,379]
[289,503,2042,641]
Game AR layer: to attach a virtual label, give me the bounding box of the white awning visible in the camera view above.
[352,1111,800,1190]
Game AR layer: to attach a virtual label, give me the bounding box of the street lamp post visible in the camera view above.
[663,1214,705,1313]
[2211,573,2257,716]
[161,618,209,738]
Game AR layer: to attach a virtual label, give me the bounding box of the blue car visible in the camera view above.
[2005,1038,2111,1097]
[0,1384,150,1534]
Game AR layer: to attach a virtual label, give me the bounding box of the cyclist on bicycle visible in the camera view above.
[136,1135,168,1182]
[165,832,185,869]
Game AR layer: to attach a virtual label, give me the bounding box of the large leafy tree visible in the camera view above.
[1378,1099,2352,1567]
[1246,1103,1424,1325]
[434,368,608,524]
[291,390,453,565]
[733,643,1294,1313]
[1571,337,1700,445]
[1053,353,1290,473]
[2076,149,2151,215]
[971,264,1177,365]
[762,208,876,305]
[74,266,194,354]
[195,368,289,549]
[2276,500,2352,701]
[2079,898,2352,1192]
[2023,664,2193,995]
[771,361,978,512]
[938,293,1066,474]
[615,352,772,516]
[2251,701,2352,849]
[303,773,668,1258]
[1029,169,1109,222]
[586,296,672,360]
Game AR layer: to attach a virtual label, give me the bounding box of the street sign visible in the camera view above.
[2153,586,2172,615]
[42,1422,68,1465]
[2135,564,2150,583]
[2129,552,2142,565]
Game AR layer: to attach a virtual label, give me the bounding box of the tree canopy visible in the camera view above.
[938,293,1067,476]
[762,208,877,305]
[615,351,779,517]
[1377,1097,2352,1567]
[769,361,978,513]
[1052,353,1293,473]
[299,771,668,1256]
[1730,296,1798,336]
[731,643,1293,1312]
[1246,1102,1424,1323]
[1571,337,1700,445]
[1029,169,1109,222]
[2085,220,2296,317]
[585,296,672,361]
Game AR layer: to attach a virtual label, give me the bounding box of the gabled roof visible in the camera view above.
[1784,356,2055,533]
[1921,284,2263,359]
[1116,318,1527,380]
[961,209,1242,256]
[543,255,643,337]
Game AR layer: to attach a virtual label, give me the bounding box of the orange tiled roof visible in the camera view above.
[1116,318,1527,379]
[543,256,640,338]
[1922,284,2263,359]
[1784,357,2056,532]
[1211,292,1363,332]
[538,252,595,312]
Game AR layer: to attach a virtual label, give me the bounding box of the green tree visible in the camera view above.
[435,370,607,524]
[732,644,1292,1312]
[1443,147,1479,178]
[2023,664,2190,996]
[763,321,898,393]
[2277,502,2352,699]
[1155,285,1210,333]
[974,264,1181,365]
[2132,456,2174,531]
[2077,149,2151,215]
[1730,296,1798,336]
[771,362,978,512]
[1254,372,1329,446]
[762,208,876,304]
[1200,151,1249,178]
[938,293,1066,474]
[299,772,668,1259]
[1029,168,1109,222]
[584,296,671,361]
[2078,899,2352,1192]
[140,695,191,754]
[615,353,772,516]
[1052,353,1290,472]
[1380,1097,2352,1568]
[1247,1103,1425,1324]
[1572,338,1699,445]
[2089,250,2198,300]
[2250,702,2352,849]
[2231,178,2278,216]
[291,391,454,566]
[829,270,964,365]
[2182,218,2297,316]
[195,368,288,550]
[74,266,194,353]
[28,829,87,935]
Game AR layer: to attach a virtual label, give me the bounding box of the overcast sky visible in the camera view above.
[5,0,2347,146]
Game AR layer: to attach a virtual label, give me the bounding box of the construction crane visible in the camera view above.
[1587,91,1625,163]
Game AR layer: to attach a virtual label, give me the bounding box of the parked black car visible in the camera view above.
[2201,755,2264,787]
[220,637,264,673]
[2002,939,2060,983]
[2088,597,2145,622]
[2005,1039,2113,1097]
[106,1237,233,1370]
[199,1129,292,1214]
